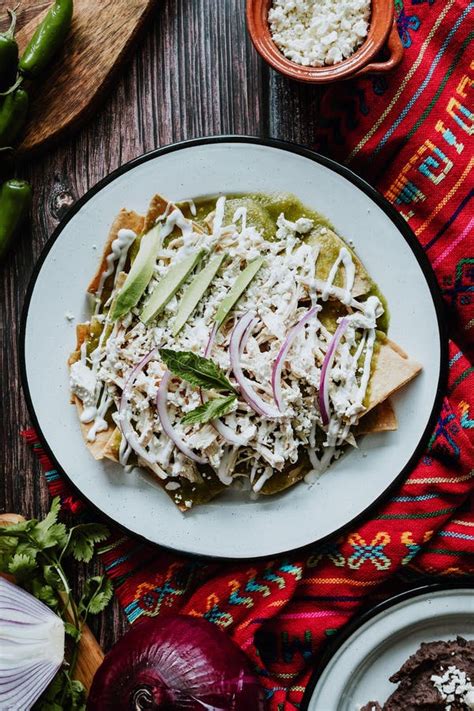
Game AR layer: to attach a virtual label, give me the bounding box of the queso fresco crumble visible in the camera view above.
[268,0,371,67]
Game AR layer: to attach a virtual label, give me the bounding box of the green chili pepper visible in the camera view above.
[19,0,73,78]
[0,8,19,92]
[0,87,28,146]
[0,179,32,259]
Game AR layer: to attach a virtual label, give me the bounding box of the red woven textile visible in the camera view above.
[25,1,473,708]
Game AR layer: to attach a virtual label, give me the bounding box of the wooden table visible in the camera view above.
[0,0,322,650]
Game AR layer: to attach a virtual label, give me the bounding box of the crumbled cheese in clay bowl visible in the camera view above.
[246,0,404,84]
[269,0,371,67]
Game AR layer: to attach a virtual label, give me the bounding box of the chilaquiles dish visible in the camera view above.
[69,193,421,511]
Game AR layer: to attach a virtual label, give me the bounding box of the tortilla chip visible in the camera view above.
[102,428,121,463]
[88,209,145,295]
[72,396,112,460]
[326,228,370,298]
[367,339,422,412]
[68,322,113,459]
[356,399,398,435]
[144,194,172,233]
[260,461,307,495]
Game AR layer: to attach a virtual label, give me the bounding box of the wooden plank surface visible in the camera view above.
[14,0,158,156]
[0,0,321,651]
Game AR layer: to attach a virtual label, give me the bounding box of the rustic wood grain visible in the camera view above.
[0,0,321,655]
[4,0,157,156]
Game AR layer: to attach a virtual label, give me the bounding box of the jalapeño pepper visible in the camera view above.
[0,179,32,259]
[0,87,28,146]
[0,9,19,92]
[19,0,73,78]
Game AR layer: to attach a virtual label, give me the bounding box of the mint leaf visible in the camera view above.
[182,395,237,425]
[66,523,110,563]
[159,349,236,393]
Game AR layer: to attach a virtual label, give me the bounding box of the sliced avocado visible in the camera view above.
[214,257,264,328]
[140,249,206,324]
[172,253,225,336]
[109,225,160,321]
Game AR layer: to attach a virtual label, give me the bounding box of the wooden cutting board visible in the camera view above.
[0,0,157,156]
[0,513,104,692]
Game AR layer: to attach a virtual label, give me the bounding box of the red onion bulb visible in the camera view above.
[87,615,265,711]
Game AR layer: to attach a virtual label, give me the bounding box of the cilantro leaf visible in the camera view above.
[66,523,110,563]
[30,581,59,609]
[159,349,236,393]
[0,497,113,710]
[33,498,68,550]
[64,622,82,642]
[80,576,113,615]
[34,672,86,711]
[43,564,64,590]
[181,394,237,425]
[68,679,87,709]
[8,552,37,579]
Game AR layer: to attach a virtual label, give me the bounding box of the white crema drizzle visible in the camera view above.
[70,198,384,495]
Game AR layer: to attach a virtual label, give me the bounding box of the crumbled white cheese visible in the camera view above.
[74,196,383,492]
[65,311,75,322]
[70,361,97,407]
[269,0,371,67]
[431,665,474,710]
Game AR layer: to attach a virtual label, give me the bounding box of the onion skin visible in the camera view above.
[87,615,265,711]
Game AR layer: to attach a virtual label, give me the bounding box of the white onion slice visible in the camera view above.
[230,313,280,419]
[271,305,320,412]
[119,348,158,466]
[0,578,64,710]
[156,371,207,464]
[318,317,350,426]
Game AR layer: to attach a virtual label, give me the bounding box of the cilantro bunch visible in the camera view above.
[0,497,113,710]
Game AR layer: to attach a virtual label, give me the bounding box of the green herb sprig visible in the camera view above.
[0,498,112,710]
[159,348,236,393]
[159,348,238,425]
[181,394,237,426]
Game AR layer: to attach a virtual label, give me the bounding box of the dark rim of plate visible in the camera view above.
[19,136,449,561]
[301,580,474,709]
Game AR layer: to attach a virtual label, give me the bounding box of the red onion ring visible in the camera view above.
[230,313,280,419]
[318,317,350,426]
[271,305,320,412]
[202,325,248,447]
[204,322,218,358]
[119,349,159,466]
[156,371,207,464]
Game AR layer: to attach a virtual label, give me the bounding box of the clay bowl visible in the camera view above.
[246,0,404,84]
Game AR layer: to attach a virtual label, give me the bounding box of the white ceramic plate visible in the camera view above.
[304,585,474,710]
[21,138,447,559]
